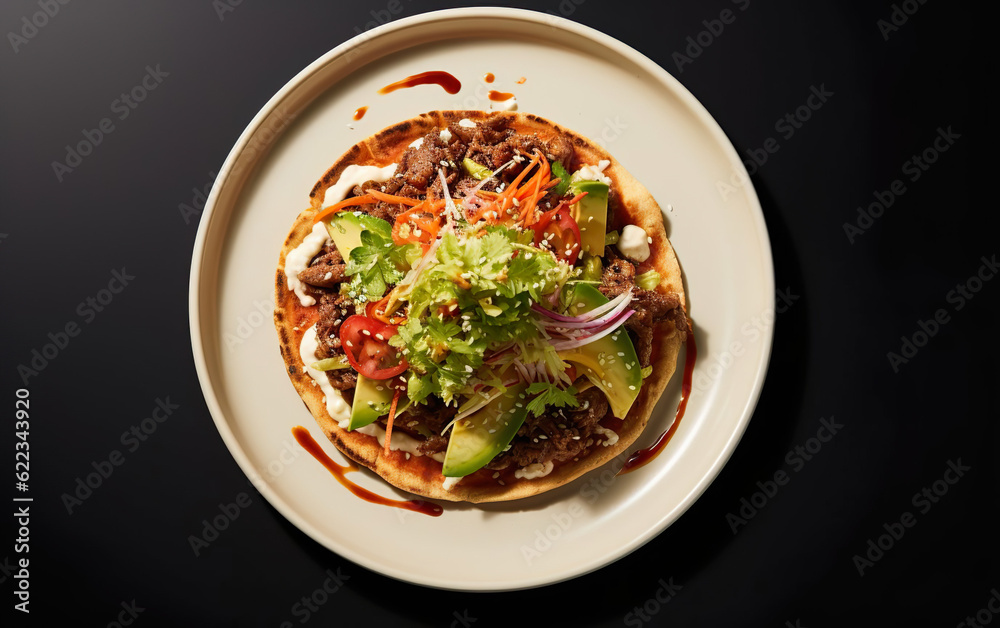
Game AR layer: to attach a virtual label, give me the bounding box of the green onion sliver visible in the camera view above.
[635,270,661,290]
[311,356,351,371]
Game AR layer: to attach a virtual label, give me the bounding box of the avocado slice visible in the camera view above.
[325,212,393,258]
[558,284,642,418]
[347,374,409,430]
[442,382,529,477]
[569,180,610,256]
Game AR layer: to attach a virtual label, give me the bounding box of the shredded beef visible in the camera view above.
[297,249,347,288]
[399,396,457,435]
[314,292,352,359]
[600,247,688,366]
[486,388,612,470]
[398,137,451,189]
[314,292,357,390]
[599,247,636,298]
[399,397,458,456]
[417,434,448,457]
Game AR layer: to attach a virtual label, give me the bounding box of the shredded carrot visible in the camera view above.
[365,189,422,206]
[392,198,447,250]
[383,388,403,456]
[312,194,376,224]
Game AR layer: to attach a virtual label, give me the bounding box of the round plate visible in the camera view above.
[190,7,773,591]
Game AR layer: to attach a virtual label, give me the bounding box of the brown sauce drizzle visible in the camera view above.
[488,90,515,102]
[516,77,527,84]
[292,426,443,517]
[618,328,698,475]
[352,106,368,121]
[377,71,462,95]
[484,72,495,83]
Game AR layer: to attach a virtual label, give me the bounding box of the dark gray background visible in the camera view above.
[1,1,993,626]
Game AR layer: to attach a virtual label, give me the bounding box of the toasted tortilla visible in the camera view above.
[275,110,686,503]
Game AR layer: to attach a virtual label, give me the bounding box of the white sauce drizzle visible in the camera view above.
[514,461,554,479]
[320,163,397,207]
[458,118,477,128]
[593,425,620,447]
[285,163,398,306]
[299,324,351,421]
[284,223,330,306]
[299,327,445,464]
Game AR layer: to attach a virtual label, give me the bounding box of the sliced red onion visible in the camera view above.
[538,292,633,330]
[550,310,636,351]
[546,283,562,307]
[531,289,632,323]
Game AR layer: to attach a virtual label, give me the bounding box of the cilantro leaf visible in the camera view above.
[524,382,580,417]
[550,161,571,197]
[343,219,409,302]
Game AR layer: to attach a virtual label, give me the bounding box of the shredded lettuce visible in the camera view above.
[390,225,575,406]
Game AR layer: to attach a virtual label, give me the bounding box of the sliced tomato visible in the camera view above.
[533,207,582,265]
[339,315,408,380]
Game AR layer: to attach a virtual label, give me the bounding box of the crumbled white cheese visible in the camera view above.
[572,160,612,186]
[440,128,453,142]
[618,224,651,262]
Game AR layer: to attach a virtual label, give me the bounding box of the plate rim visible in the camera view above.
[189,6,774,591]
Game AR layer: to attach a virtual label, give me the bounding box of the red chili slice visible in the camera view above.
[533,207,582,265]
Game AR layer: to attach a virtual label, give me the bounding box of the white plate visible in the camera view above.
[190,7,773,591]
